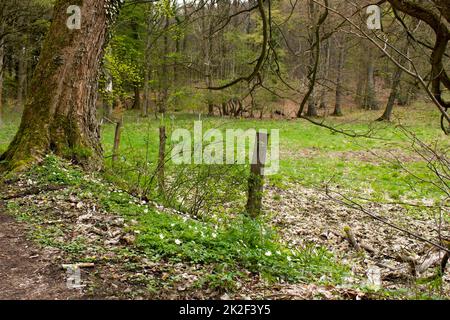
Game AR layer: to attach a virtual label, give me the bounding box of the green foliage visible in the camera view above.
[168,87,204,112]
[24,155,84,186]
[101,36,144,102]
[18,157,344,286]
[133,208,348,283]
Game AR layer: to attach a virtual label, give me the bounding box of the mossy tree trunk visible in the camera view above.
[0,0,122,171]
[0,26,4,127]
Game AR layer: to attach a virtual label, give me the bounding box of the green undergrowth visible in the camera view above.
[5,156,350,288]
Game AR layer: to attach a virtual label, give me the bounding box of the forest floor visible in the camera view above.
[0,205,83,299]
[0,156,448,300]
[0,160,360,300]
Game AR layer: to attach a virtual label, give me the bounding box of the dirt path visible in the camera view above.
[0,209,83,300]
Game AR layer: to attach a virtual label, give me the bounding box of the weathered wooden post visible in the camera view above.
[158,125,166,193]
[111,117,123,166]
[246,132,268,218]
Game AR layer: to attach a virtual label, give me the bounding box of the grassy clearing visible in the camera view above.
[1,103,447,206]
[98,103,448,205]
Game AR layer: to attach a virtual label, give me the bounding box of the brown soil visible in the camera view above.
[0,205,83,300]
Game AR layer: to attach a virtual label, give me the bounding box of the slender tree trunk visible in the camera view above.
[354,40,365,108]
[142,70,150,117]
[319,37,331,110]
[202,2,214,116]
[364,48,379,110]
[17,45,27,110]
[378,40,409,121]
[1,0,121,171]
[132,86,140,110]
[333,37,346,116]
[305,20,319,118]
[159,15,170,114]
[306,99,318,117]
[142,6,154,118]
[298,0,327,118]
[378,68,402,121]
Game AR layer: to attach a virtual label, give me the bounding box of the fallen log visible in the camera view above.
[62,263,95,270]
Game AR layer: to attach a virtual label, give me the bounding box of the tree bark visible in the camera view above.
[132,85,140,110]
[297,0,328,117]
[142,5,154,118]
[333,36,346,116]
[319,37,331,110]
[378,66,402,121]
[17,44,27,110]
[204,5,214,116]
[364,48,379,110]
[159,15,170,114]
[1,0,122,171]
[378,38,410,121]
[0,26,4,127]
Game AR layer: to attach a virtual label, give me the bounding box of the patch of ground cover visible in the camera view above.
[264,183,450,299]
[1,156,351,299]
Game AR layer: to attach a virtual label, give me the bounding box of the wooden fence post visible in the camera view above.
[158,125,166,193]
[246,132,268,218]
[112,117,123,166]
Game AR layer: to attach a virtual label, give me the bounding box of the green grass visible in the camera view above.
[1,103,447,294]
[98,103,448,205]
[1,103,447,205]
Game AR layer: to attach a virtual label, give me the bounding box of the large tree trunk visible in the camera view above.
[1,0,121,171]
[0,26,4,127]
